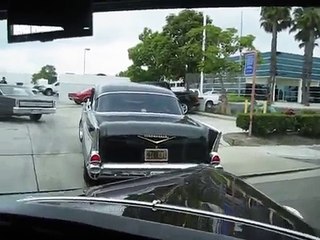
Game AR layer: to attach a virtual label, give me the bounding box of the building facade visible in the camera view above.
[236,52,320,103]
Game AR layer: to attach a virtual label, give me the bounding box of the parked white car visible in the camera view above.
[190,88,222,111]
[41,81,60,96]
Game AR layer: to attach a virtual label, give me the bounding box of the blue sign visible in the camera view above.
[244,53,256,76]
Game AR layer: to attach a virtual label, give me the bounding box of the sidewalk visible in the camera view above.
[194,111,236,121]
[219,146,320,177]
[273,102,320,110]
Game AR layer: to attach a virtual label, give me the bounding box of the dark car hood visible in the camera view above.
[85,165,317,237]
[96,112,210,138]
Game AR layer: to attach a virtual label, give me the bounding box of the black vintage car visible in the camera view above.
[0,84,56,121]
[143,81,200,114]
[83,165,319,239]
[13,165,319,240]
[79,82,222,185]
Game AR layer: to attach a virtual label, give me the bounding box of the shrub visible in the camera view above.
[283,108,295,115]
[296,114,320,137]
[300,110,318,115]
[236,113,297,136]
[236,113,250,131]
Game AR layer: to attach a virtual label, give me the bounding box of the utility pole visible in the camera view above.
[238,11,243,96]
[199,13,207,94]
[244,51,258,137]
[83,48,90,74]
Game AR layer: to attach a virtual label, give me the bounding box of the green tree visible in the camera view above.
[260,7,292,103]
[119,8,257,98]
[122,10,209,82]
[191,25,256,114]
[126,28,171,81]
[32,65,57,85]
[117,70,128,77]
[163,10,212,78]
[290,7,320,106]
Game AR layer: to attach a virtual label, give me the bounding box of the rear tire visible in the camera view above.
[74,100,82,105]
[44,88,53,96]
[30,114,42,121]
[205,101,214,112]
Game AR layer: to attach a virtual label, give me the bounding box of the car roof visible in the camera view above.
[95,81,175,96]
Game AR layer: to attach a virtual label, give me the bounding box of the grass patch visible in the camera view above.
[227,93,249,103]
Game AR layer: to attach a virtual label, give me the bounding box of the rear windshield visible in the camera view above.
[96,92,182,115]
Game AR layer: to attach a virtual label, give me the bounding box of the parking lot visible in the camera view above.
[0,103,84,194]
[1,101,320,230]
[0,101,269,194]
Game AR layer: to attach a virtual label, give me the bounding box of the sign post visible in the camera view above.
[244,51,257,137]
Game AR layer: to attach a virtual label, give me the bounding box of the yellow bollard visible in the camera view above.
[244,99,248,113]
[263,101,267,114]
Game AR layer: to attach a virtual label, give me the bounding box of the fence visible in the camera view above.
[185,73,268,100]
[185,73,320,103]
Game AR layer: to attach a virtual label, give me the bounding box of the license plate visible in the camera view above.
[144,149,168,162]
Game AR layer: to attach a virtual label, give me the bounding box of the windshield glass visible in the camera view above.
[96,93,182,114]
[1,4,320,238]
[0,86,34,96]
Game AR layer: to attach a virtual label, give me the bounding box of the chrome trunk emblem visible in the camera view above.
[138,135,175,145]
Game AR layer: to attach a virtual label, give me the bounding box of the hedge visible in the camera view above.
[296,115,320,137]
[236,113,320,137]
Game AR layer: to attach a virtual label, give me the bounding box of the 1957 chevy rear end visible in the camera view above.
[82,113,221,183]
[80,83,222,184]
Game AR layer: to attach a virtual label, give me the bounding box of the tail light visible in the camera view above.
[210,152,220,165]
[90,151,101,165]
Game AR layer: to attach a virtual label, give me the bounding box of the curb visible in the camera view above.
[238,166,320,179]
[222,134,254,147]
[194,111,236,121]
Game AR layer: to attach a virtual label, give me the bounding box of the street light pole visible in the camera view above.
[83,48,90,74]
[248,50,258,137]
[200,13,207,94]
[238,11,243,96]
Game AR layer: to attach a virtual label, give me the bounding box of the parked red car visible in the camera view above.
[68,88,92,104]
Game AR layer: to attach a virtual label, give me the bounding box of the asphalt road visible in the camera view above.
[0,103,84,194]
[0,102,319,231]
[246,169,320,231]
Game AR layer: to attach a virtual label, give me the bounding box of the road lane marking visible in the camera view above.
[26,125,40,192]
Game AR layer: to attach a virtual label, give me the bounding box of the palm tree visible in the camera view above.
[260,7,292,103]
[290,7,320,106]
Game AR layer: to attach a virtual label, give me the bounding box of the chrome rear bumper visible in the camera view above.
[87,163,199,179]
[13,107,56,115]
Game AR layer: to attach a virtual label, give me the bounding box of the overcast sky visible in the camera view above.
[0,7,319,76]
